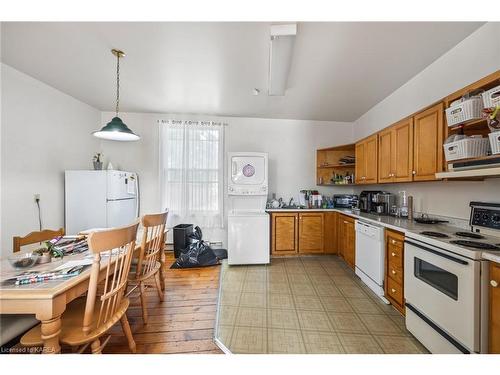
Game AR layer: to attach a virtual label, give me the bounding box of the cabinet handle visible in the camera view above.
[491,280,499,288]
[391,270,396,275]
[391,288,396,293]
[412,170,416,175]
[344,221,348,224]
[391,252,396,257]
[391,239,397,244]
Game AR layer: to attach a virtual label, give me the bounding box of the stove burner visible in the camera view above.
[455,231,484,239]
[420,231,450,238]
[449,240,499,250]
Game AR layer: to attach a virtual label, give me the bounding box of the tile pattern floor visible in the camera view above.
[214,256,428,354]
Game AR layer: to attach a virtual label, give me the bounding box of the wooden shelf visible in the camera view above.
[317,183,356,186]
[448,117,487,132]
[317,164,355,169]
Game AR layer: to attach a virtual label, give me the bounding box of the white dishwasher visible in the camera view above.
[355,220,389,303]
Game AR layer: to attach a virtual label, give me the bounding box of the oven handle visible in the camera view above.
[404,240,469,265]
[405,303,470,354]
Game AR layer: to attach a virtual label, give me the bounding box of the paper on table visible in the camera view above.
[53,259,93,271]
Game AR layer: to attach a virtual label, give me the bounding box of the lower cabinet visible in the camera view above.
[324,212,338,254]
[385,229,405,315]
[490,262,500,353]
[298,213,324,253]
[271,212,298,255]
[270,211,332,255]
[337,214,355,269]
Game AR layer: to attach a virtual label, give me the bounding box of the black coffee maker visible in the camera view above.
[358,190,383,213]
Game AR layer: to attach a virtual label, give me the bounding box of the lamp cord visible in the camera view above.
[36,199,42,231]
[115,52,120,116]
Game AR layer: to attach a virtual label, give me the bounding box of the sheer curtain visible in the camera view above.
[159,120,225,230]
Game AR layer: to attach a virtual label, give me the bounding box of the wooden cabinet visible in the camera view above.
[271,212,327,255]
[385,229,405,314]
[489,262,500,353]
[413,102,444,181]
[298,213,324,253]
[324,212,338,254]
[338,214,355,269]
[271,213,298,255]
[378,118,414,183]
[355,134,378,184]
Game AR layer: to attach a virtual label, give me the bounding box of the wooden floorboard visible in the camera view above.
[103,251,223,354]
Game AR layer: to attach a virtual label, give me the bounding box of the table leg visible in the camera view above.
[40,315,62,354]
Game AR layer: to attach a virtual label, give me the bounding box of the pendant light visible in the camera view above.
[93,49,140,141]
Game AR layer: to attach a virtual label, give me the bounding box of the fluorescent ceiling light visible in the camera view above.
[268,24,297,96]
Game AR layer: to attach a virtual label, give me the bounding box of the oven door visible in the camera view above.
[404,239,480,353]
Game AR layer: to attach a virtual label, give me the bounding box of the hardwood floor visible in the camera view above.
[104,251,223,354]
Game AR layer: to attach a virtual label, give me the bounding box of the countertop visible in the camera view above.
[482,251,500,264]
[266,208,500,261]
[266,208,463,235]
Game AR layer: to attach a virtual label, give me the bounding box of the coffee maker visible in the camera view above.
[358,191,383,213]
[373,192,396,215]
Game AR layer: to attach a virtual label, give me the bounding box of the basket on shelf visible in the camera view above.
[443,136,491,161]
[445,95,484,127]
[489,131,500,155]
[482,84,500,109]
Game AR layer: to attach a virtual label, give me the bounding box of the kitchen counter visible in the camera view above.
[266,208,465,235]
[482,251,500,264]
[266,208,500,261]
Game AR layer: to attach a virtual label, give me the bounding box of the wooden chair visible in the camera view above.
[128,212,168,324]
[20,222,139,354]
[13,228,65,252]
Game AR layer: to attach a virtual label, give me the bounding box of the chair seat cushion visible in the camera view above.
[20,297,130,347]
[0,314,38,346]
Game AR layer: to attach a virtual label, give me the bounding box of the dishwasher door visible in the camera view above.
[355,220,387,301]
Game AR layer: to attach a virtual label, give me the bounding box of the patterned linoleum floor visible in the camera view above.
[214,256,428,354]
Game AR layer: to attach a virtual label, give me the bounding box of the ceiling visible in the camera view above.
[1,22,484,121]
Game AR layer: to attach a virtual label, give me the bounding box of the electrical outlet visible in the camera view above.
[34,194,40,201]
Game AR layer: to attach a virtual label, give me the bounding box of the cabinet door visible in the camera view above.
[413,103,444,181]
[394,118,414,182]
[364,134,378,184]
[324,212,337,254]
[299,213,324,253]
[355,141,365,184]
[343,219,356,269]
[337,214,345,258]
[272,213,298,255]
[490,262,500,354]
[378,128,394,183]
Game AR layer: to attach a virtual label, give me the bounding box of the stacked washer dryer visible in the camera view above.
[227,152,270,265]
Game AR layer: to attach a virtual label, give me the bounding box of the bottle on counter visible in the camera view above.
[399,191,409,218]
[408,195,414,221]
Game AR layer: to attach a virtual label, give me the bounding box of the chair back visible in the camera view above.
[135,212,168,279]
[83,221,139,335]
[13,228,65,252]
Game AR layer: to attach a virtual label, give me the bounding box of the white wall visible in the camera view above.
[1,64,100,256]
[99,111,354,243]
[352,22,500,220]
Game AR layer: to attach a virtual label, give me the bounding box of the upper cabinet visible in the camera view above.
[378,117,414,183]
[413,103,444,181]
[355,134,378,184]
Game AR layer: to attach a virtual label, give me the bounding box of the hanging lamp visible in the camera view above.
[93,49,140,141]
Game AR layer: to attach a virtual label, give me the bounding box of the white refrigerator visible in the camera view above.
[65,170,139,234]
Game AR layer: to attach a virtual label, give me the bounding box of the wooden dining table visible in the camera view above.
[0,229,168,354]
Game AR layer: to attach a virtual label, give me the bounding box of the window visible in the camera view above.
[159,120,225,229]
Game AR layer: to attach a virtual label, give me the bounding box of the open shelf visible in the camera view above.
[316,143,355,185]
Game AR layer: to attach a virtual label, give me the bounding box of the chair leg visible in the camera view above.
[154,272,165,302]
[159,252,166,291]
[90,339,102,354]
[139,282,148,324]
[120,315,136,353]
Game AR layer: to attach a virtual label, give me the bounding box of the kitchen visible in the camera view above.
[1,6,500,369]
